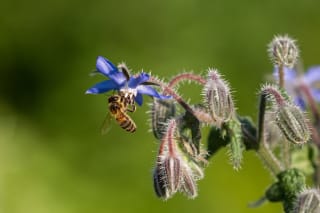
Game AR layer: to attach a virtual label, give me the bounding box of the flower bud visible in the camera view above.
[164,157,181,193]
[260,84,310,145]
[264,111,282,147]
[294,189,320,213]
[150,99,176,140]
[187,160,204,180]
[268,35,299,68]
[153,165,169,199]
[153,119,182,199]
[180,166,198,199]
[203,69,234,127]
[276,104,310,144]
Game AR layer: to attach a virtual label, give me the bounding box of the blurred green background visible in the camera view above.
[1,0,320,212]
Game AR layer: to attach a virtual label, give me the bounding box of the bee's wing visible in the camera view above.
[100,112,113,135]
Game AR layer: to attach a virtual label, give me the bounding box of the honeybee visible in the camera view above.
[101,91,137,134]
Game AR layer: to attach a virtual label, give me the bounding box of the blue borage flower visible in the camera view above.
[273,66,320,109]
[86,56,170,105]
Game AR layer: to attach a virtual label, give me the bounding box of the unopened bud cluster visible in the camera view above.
[265,169,306,212]
[268,35,299,68]
[153,119,205,200]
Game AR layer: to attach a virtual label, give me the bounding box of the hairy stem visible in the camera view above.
[149,77,194,114]
[278,64,284,89]
[257,93,283,176]
[282,140,291,169]
[277,65,291,169]
[167,73,206,90]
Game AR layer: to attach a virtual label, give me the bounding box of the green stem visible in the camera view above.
[257,142,283,175]
[278,64,284,88]
[257,93,283,176]
[282,140,291,169]
[278,64,291,169]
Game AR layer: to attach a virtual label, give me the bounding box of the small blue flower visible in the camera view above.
[273,66,320,109]
[86,56,170,105]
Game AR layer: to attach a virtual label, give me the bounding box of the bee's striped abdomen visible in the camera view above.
[117,114,136,133]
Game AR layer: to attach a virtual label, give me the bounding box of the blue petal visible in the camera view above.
[135,93,143,106]
[137,85,171,99]
[85,80,121,94]
[311,88,320,102]
[128,73,150,88]
[96,56,118,76]
[304,66,320,85]
[273,66,297,82]
[294,96,306,110]
[96,56,127,85]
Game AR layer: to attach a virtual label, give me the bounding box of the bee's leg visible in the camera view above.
[126,103,136,113]
[131,104,136,112]
[127,106,135,112]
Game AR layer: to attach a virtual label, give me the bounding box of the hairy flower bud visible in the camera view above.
[276,104,310,144]
[150,99,176,140]
[153,165,169,199]
[164,157,181,193]
[260,84,310,145]
[268,35,299,68]
[153,119,181,199]
[294,188,320,213]
[203,69,234,127]
[180,166,198,199]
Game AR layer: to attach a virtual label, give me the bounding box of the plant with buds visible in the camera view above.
[86,34,320,213]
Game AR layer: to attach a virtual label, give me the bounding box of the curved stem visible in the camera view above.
[167,73,206,90]
[257,93,283,176]
[149,77,194,114]
[257,94,267,144]
[257,143,283,175]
